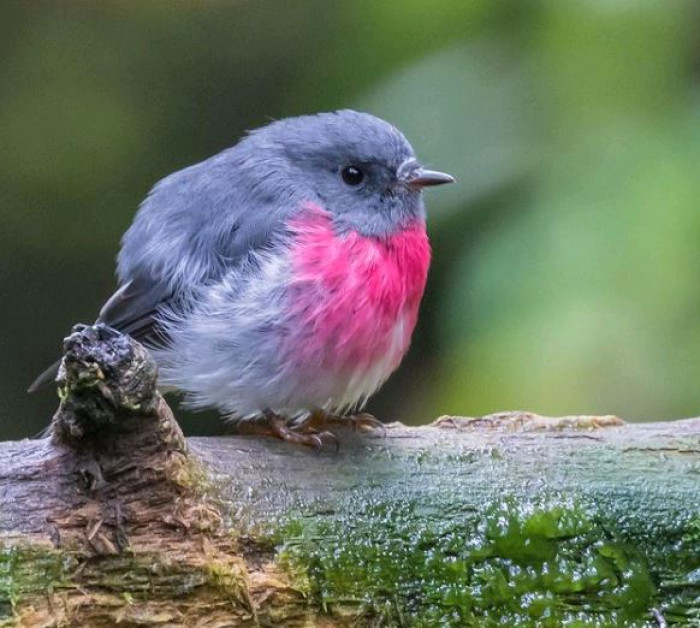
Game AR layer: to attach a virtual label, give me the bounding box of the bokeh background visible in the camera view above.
[2,0,700,439]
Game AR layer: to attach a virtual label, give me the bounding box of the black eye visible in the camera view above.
[341,165,364,186]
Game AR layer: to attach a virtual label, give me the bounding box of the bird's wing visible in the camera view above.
[29,209,289,393]
[96,273,173,347]
[29,142,300,393]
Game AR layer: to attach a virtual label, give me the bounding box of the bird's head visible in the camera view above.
[244,110,454,237]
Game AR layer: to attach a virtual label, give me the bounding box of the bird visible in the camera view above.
[30,110,454,446]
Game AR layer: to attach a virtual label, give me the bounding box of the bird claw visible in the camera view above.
[238,410,385,450]
[240,414,340,451]
[310,412,386,436]
[309,430,340,452]
[276,425,339,451]
[348,413,386,435]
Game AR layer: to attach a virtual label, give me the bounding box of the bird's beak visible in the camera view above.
[405,167,455,189]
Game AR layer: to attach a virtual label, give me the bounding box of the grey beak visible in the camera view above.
[406,168,455,188]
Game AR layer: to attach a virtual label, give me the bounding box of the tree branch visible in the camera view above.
[0,325,697,626]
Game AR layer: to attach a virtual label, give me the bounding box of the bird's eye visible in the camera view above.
[341,165,364,186]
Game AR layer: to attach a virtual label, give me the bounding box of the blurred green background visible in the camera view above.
[2,0,700,439]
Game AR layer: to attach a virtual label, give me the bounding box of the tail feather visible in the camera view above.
[27,359,61,393]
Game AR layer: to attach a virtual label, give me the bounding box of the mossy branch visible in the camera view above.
[0,325,698,626]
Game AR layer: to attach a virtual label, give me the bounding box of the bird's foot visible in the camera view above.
[306,411,386,436]
[240,413,339,450]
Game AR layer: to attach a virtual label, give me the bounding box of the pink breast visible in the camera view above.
[286,205,431,374]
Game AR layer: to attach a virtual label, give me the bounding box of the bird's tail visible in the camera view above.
[27,359,61,393]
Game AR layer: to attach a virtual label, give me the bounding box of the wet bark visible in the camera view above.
[0,325,698,626]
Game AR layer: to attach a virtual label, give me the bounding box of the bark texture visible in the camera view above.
[0,325,698,627]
